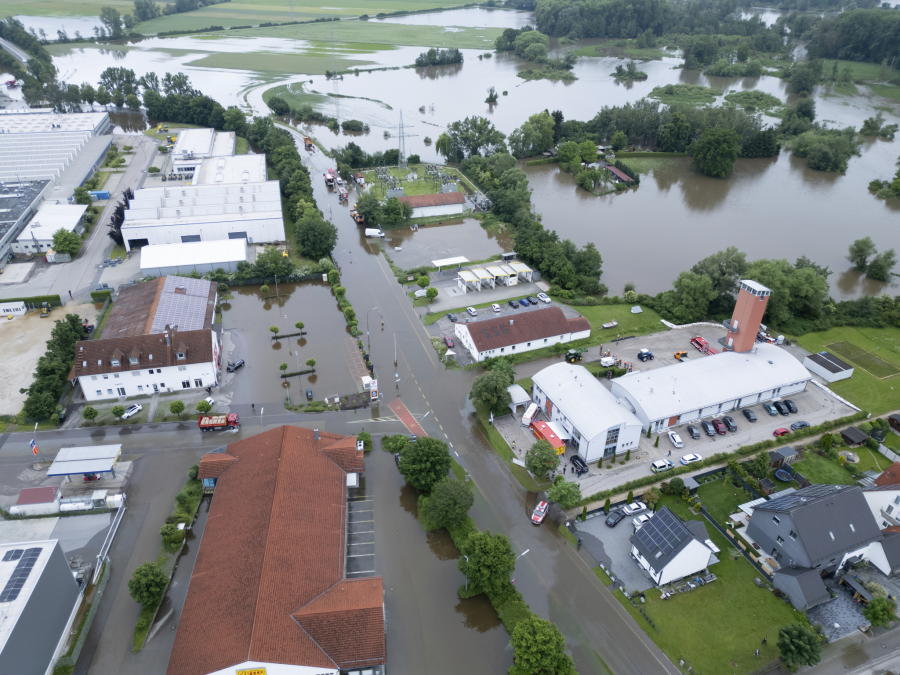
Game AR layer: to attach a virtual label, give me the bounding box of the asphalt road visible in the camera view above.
[0,36,29,63]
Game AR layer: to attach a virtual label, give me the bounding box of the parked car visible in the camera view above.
[519,297,532,306]
[633,514,652,530]
[623,502,646,516]
[447,313,458,323]
[508,299,519,309]
[605,510,626,527]
[491,303,501,313]
[203,397,215,408]
[651,459,674,473]
[536,292,551,303]
[686,425,700,440]
[773,428,790,437]
[442,335,455,348]
[790,421,810,431]
[742,409,757,423]
[783,400,798,413]
[570,454,588,473]
[226,359,245,372]
[763,402,779,416]
[532,500,549,525]
[306,388,314,400]
[638,349,654,362]
[394,453,401,468]
[667,430,683,448]
[122,404,143,419]
[773,401,790,416]
[680,453,703,465]
[466,307,477,317]
[701,420,716,436]
[527,296,539,305]
[711,419,727,435]
[722,416,738,432]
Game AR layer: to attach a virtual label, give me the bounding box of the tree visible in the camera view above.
[83,406,98,421]
[670,270,717,322]
[295,321,305,331]
[168,400,185,417]
[658,110,690,153]
[468,368,514,414]
[610,130,627,152]
[398,437,452,494]
[777,623,822,671]
[867,249,896,282]
[688,128,742,177]
[113,89,125,108]
[435,132,453,161]
[750,450,770,479]
[196,399,212,414]
[427,476,474,529]
[279,362,288,373]
[457,530,515,597]
[126,93,140,110]
[864,597,897,629]
[509,615,577,675]
[80,83,96,110]
[305,358,316,371]
[417,276,430,289]
[381,197,404,224]
[737,41,750,62]
[100,6,124,38]
[643,487,661,509]
[578,140,597,164]
[73,187,92,205]
[796,98,816,122]
[128,561,168,607]
[548,477,581,508]
[52,228,83,256]
[111,405,126,419]
[442,116,507,161]
[96,85,112,108]
[355,192,381,223]
[525,440,560,476]
[426,287,438,302]
[557,141,580,165]
[270,326,280,336]
[294,212,338,258]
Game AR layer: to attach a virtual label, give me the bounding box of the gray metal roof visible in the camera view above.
[631,507,693,571]
[774,567,830,608]
[881,532,900,571]
[755,485,883,564]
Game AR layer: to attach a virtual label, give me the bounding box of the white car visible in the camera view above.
[491,303,501,313]
[622,502,646,516]
[536,292,551,304]
[466,307,477,317]
[203,397,215,408]
[336,177,343,186]
[121,403,143,419]
[633,514,651,530]
[680,453,703,466]
[667,431,683,448]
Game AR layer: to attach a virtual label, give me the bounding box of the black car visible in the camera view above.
[447,313,458,323]
[508,299,519,309]
[790,420,810,431]
[527,296,539,305]
[701,420,716,436]
[570,454,588,473]
[605,510,626,527]
[686,424,700,440]
[783,400,798,414]
[774,401,790,416]
[723,416,738,432]
[226,359,245,372]
[742,409,757,423]
[519,297,532,306]
[394,452,401,467]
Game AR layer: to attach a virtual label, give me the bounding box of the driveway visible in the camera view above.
[577,510,655,592]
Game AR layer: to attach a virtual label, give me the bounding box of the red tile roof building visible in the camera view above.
[398,192,466,208]
[15,486,59,506]
[167,426,384,675]
[875,462,900,487]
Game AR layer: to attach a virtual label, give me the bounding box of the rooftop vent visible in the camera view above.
[314,428,319,440]
[509,319,513,325]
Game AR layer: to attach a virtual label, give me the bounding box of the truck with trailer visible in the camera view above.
[198,413,240,432]
[324,169,336,187]
[690,336,718,355]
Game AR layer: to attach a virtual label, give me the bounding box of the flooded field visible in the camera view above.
[221,280,360,405]
[372,6,534,28]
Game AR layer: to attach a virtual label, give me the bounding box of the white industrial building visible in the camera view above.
[398,191,467,218]
[141,239,248,277]
[170,128,236,176]
[804,351,854,383]
[532,362,643,463]
[454,306,591,362]
[121,155,283,252]
[612,342,811,433]
[0,300,27,317]
[11,202,87,254]
[0,539,83,675]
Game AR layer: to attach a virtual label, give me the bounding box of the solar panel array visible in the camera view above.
[0,547,42,602]
[635,509,688,558]
[150,276,212,334]
[761,484,846,511]
[2,549,23,562]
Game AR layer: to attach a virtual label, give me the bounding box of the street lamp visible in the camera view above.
[366,306,378,353]
[294,350,301,382]
[511,549,530,585]
[463,554,469,592]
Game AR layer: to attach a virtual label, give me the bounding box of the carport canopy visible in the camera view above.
[48,444,122,476]
[548,421,571,440]
[432,256,469,271]
[457,270,479,293]
[507,384,531,410]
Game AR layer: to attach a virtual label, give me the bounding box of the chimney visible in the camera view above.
[314,429,320,440]
[509,319,513,325]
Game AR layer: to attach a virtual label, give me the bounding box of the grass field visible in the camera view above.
[186,51,373,75]
[790,452,856,486]
[827,340,900,379]
[235,136,249,154]
[695,478,748,526]
[265,82,332,109]
[795,326,900,415]
[649,83,722,105]
[365,165,467,198]
[615,494,799,675]
[869,84,900,102]
[0,0,132,19]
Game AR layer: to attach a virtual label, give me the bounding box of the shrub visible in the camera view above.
[260,285,270,294]
[626,490,634,504]
[148,166,160,173]
[187,464,199,480]
[136,616,150,630]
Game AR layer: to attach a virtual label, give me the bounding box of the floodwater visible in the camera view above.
[14,14,100,38]
[380,217,514,268]
[372,7,534,29]
[221,281,360,404]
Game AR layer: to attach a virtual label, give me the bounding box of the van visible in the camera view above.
[365,228,385,238]
[651,459,674,474]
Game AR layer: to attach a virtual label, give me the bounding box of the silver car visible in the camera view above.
[667,431,683,448]
[122,404,143,419]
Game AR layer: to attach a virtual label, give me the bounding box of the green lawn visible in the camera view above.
[794,326,900,415]
[791,453,856,486]
[885,432,900,451]
[649,84,722,105]
[235,136,249,155]
[364,165,472,199]
[822,59,889,82]
[593,566,614,586]
[855,444,890,474]
[695,478,748,526]
[616,495,800,675]
[869,84,900,102]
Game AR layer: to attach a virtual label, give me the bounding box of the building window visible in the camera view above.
[111,359,120,366]
[887,506,894,515]
[129,357,139,365]
[776,536,784,545]
[182,381,190,388]
[527,342,531,347]
[96,390,101,396]
[148,369,154,374]
[114,374,119,379]
[132,372,140,377]
[501,348,505,352]
[512,346,516,350]
[176,352,186,360]
[894,496,900,506]
[138,385,143,391]
[102,374,109,380]
[91,375,97,381]
[107,389,113,395]
[789,530,797,540]
[194,378,203,387]
[157,369,162,374]
[160,383,165,388]
[772,516,780,525]
[178,366,187,371]
[544,339,547,343]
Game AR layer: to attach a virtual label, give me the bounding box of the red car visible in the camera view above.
[712,419,727,435]
[532,500,549,525]
[442,335,455,347]
[773,428,790,437]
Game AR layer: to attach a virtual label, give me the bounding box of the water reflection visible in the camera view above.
[383,218,514,268]
[399,483,419,516]
[427,529,460,560]
[109,110,149,133]
[455,595,503,633]
[416,63,465,80]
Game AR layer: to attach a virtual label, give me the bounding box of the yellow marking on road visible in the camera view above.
[444,433,448,439]
[439,425,443,430]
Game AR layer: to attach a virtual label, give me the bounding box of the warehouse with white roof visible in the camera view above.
[170,128,236,176]
[532,362,643,463]
[11,202,87,254]
[140,238,248,277]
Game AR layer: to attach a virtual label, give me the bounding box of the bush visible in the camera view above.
[148,166,160,173]
[91,290,112,302]
[187,464,199,480]
[136,616,150,630]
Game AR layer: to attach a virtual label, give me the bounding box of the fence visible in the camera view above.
[94,503,126,583]
[229,273,322,286]
[700,506,772,582]
[54,561,111,670]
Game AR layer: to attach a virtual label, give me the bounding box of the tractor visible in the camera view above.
[565,348,586,363]
[637,349,654,362]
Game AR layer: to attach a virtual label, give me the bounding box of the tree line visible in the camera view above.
[20,314,85,420]
[792,8,900,66]
[414,48,464,67]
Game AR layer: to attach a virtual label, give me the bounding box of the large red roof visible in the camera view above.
[166,426,384,675]
[16,486,58,505]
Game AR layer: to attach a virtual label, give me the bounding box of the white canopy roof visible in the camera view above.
[458,270,478,282]
[548,421,571,440]
[48,444,121,476]
[507,384,531,406]
[432,256,468,267]
[472,268,493,280]
[140,238,247,269]
[486,266,508,277]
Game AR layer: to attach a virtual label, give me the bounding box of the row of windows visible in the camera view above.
[94,378,202,398]
[481,338,553,357]
[90,367,188,381]
[109,352,186,367]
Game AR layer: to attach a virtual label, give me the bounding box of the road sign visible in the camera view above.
[29,439,38,456]
[370,379,378,401]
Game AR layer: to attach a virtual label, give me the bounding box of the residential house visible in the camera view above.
[630,507,720,586]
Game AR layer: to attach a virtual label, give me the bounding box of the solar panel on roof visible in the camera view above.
[763,484,846,511]
[2,549,23,562]
[635,509,688,557]
[0,547,41,602]
[150,276,212,334]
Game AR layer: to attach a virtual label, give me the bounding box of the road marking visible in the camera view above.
[444,433,448,439]
[439,424,443,430]
[454,450,459,457]
[449,442,453,448]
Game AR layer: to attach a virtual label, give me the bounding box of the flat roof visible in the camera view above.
[16,486,59,506]
[0,110,108,134]
[613,342,811,422]
[15,202,86,242]
[458,270,478,282]
[47,444,121,476]
[172,128,215,158]
[472,268,493,280]
[211,131,236,157]
[508,262,531,273]
[0,540,56,654]
[141,239,247,270]
[195,154,267,185]
[805,351,853,374]
[740,279,772,295]
[432,256,468,267]
[533,363,641,441]
[0,180,50,229]
[486,265,507,276]
[500,264,518,275]
[507,383,530,405]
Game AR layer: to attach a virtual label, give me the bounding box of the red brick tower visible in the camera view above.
[720,280,771,353]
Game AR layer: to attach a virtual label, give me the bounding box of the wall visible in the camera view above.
[746,512,813,568]
[658,539,715,586]
[411,203,465,218]
[122,215,285,252]
[863,490,900,529]
[804,357,852,383]
[142,259,242,277]
[206,661,338,675]
[455,323,580,362]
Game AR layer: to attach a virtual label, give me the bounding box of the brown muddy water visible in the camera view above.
[379,217,514,268]
[221,280,361,404]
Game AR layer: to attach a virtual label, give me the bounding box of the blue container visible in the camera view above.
[89,190,111,200]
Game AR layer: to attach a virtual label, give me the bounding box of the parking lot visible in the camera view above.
[346,478,376,577]
[577,508,655,592]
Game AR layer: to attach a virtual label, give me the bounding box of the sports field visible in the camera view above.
[827,340,900,379]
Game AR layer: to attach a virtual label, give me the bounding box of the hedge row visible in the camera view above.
[578,410,870,506]
[90,290,112,302]
[0,294,62,307]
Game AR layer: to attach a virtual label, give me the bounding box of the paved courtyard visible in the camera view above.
[577,510,654,592]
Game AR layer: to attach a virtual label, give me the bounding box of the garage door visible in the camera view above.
[700,406,718,417]
[181,235,201,243]
[780,381,808,396]
[679,410,700,423]
[228,231,248,239]
[720,400,737,413]
[739,395,759,407]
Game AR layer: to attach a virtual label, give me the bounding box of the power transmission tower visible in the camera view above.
[398,110,407,170]
[288,0,294,21]
[330,28,340,123]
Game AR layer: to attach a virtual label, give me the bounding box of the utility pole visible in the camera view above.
[288,0,294,21]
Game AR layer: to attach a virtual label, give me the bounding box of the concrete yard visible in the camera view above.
[0,301,101,415]
[578,512,655,593]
